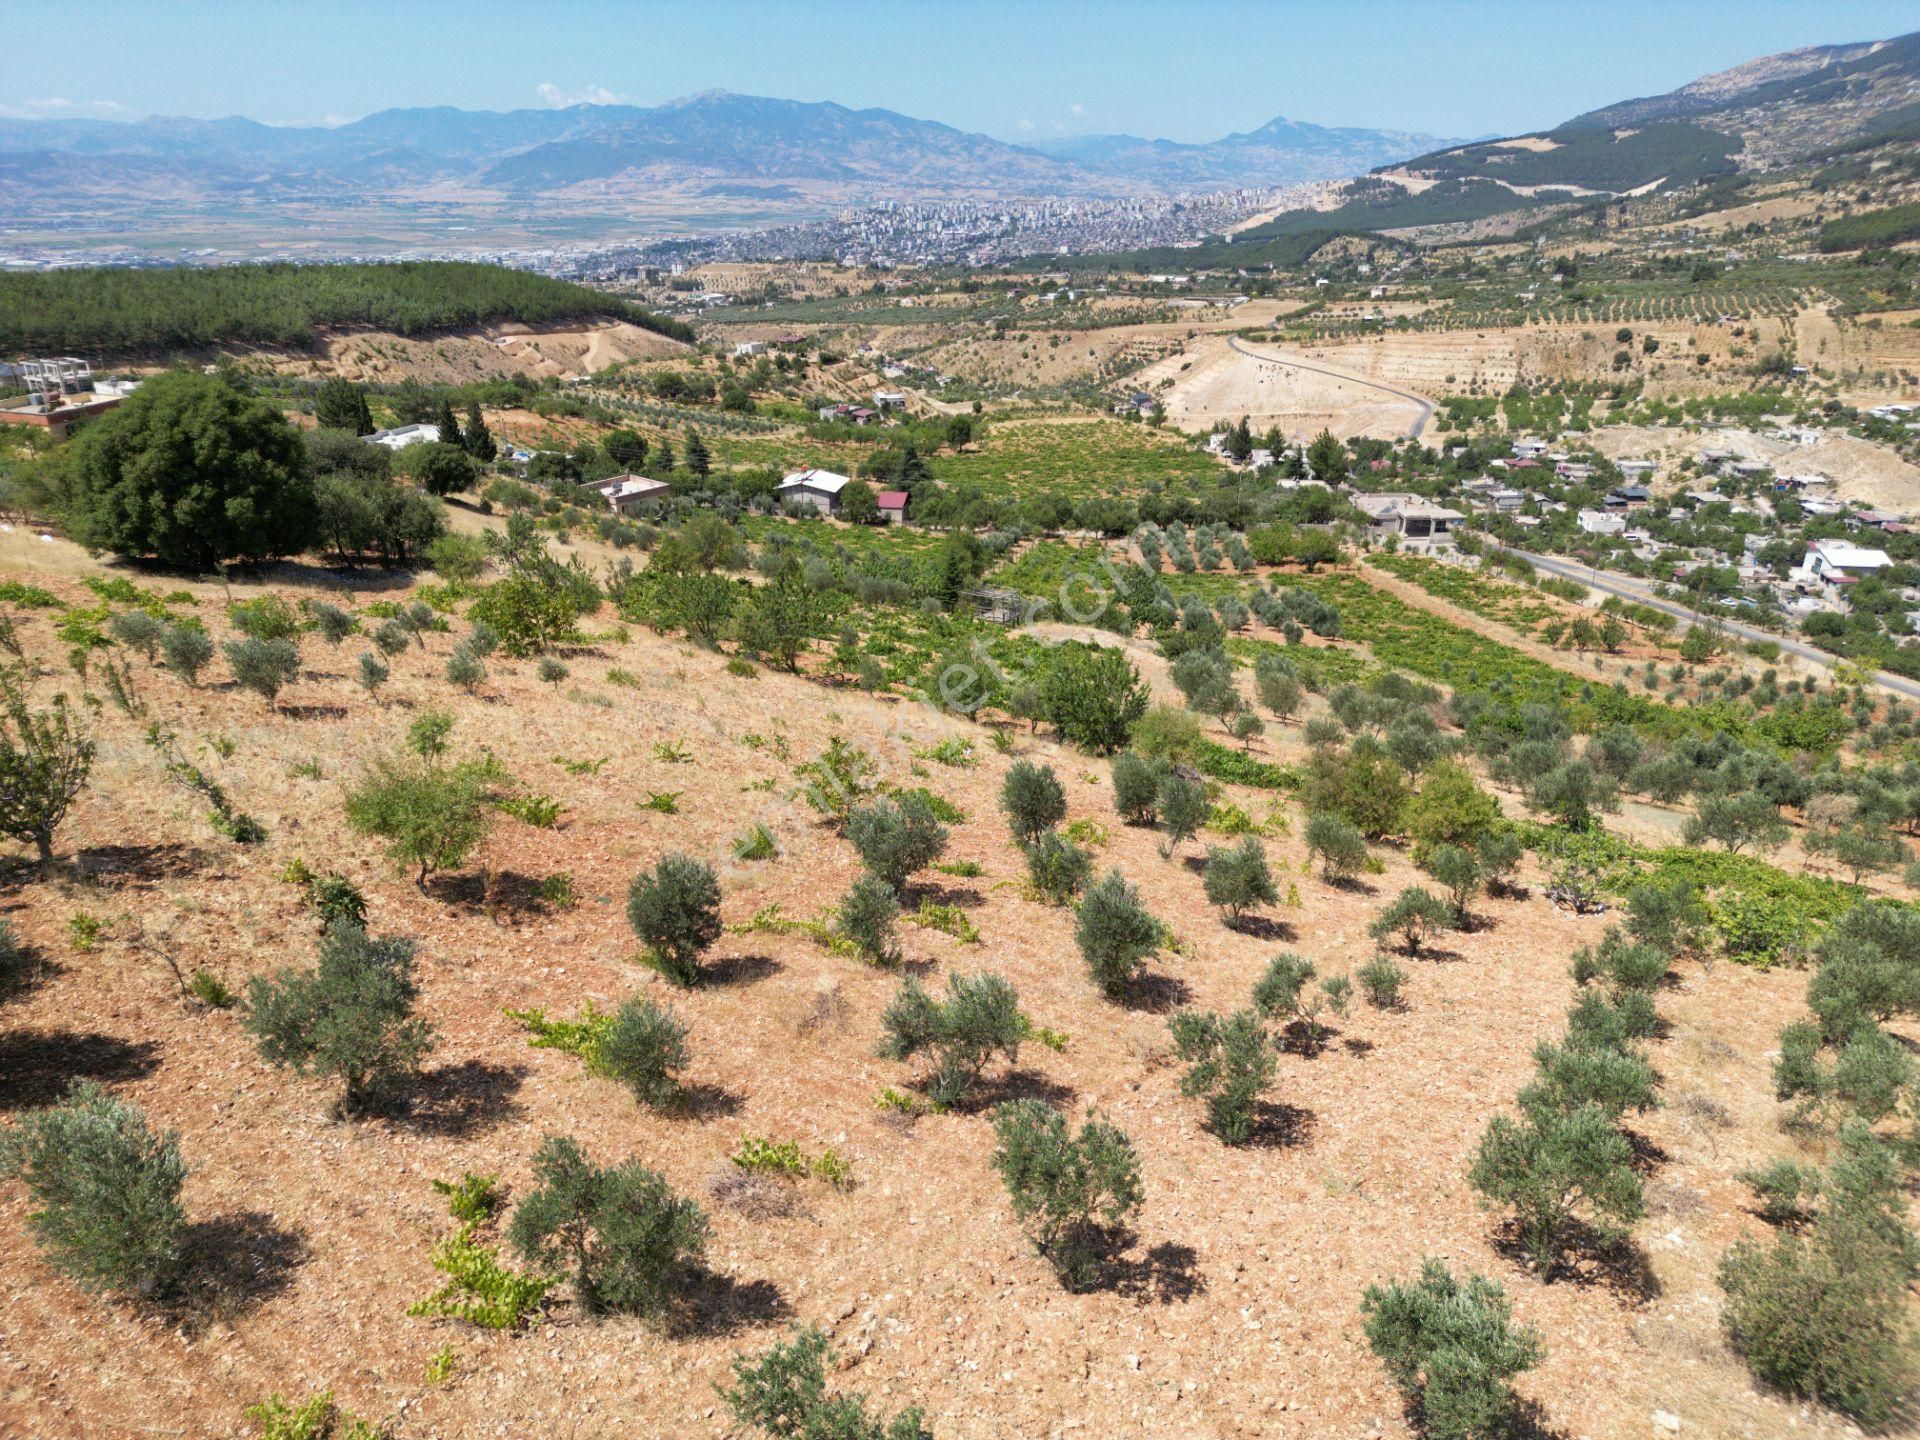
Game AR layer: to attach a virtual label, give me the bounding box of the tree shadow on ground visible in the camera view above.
[381,1059,529,1139]
[1326,875,1380,898]
[1490,1219,1662,1305]
[676,1269,792,1337]
[1243,1101,1315,1150]
[1121,972,1191,1014]
[1404,943,1467,964]
[1278,1021,1341,1057]
[673,1082,745,1122]
[0,1031,163,1110]
[169,1211,309,1333]
[1624,1127,1672,1176]
[66,843,211,890]
[1395,1394,1569,1440]
[1226,914,1296,943]
[277,703,350,722]
[951,1068,1077,1116]
[1109,1240,1206,1305]
[703,953,782,987]
[907,882,987,910]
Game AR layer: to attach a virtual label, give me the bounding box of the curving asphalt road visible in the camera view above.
[1486,542,1920,703]
[1226,335,1436,439]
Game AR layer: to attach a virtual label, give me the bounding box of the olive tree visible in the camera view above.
[1075,869,1161,999]
[243,921,436,1113]
[0,1081,186,1298]
[991,1100,1142,1290]
[0,669,93,864]
[508,1134,708,1321]
[1361,1259,1545,1440]
[877,971,1024,1108]
[626,854,724,986]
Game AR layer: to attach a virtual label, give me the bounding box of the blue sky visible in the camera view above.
[5,0,1916,142]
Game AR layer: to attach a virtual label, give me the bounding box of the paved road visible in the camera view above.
[1226,335,1436,439]
[1488,542,1920,703]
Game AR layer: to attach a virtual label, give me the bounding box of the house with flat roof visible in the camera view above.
[1351,492,1463,540]
[1577,509,1626,536]
[366,423,441,451]
[585,474,672,514]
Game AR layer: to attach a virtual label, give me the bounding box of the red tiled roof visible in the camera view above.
[876,490,910,508]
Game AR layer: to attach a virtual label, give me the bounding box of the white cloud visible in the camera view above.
[1069,103,1088,118]
[0,97,129,120]
[536,82,627,109]
[1014,117,1035,131]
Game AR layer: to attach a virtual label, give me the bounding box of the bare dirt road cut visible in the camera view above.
[1140,334,1434,440]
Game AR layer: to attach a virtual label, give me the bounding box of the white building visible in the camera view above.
[1798,538,1893,586]
[365,423,441,451]
[778,468,851,514]
[1577,509,1626,536]
[585,474,672,514]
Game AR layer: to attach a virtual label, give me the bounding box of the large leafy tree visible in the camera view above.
[313,377,374,435]
[68,372,318,570]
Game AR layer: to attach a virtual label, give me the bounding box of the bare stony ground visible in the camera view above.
[0,562,1892,1440]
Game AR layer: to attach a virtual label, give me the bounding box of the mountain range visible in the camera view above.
[0,90,1460,215]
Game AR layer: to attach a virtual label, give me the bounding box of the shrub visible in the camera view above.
[1130,704,1203,763]
[409,1226,556,1330]
[794,736,877,826]
[1565,988,1659,1051]
[626,854,723,986]
[1369,887,1456,955]
[244,921,435,1112]
[991,1100,1143,1290]
[1719,1125,1918,1426]
[1075,869,1160,999]
[838,874,901,964]
[1302,741,1409,839]
[344,756,493,887]
[224,635,300,708]
[1157,771,1209,858]
[229,594,303,642]
[877,971,1023,1107]
[721,1325,931,1440]
[310,601,355,645]
[357,651,389,696]
[1169,1008,1275,1145]
[508,1134,708,1320]
[1040,644,1148,753]
[1359,955,1407,1009]
[307,872,369,929]
[1518,1040,1659,1121]
[1421,844,1483,924]
[1469,1103,1644,1273]
[245,1391,384,1440]
[160,624,215,684]
[591,996,689,1108]
[108,610,163,660]
[432,1171,502,1225]
[1001,759,1066,845]
[1025,830,1092,904]
[0,1080,186,1297]
[1110,752,1162,824]
[537,656,569,686]
[1253,952,1348,1053]
[1361,1259,1545,1440]
[0,669,94,863]
[445,645,485,691]
[1202,837,1277,921]
[846,793,949,892]
[1304,812,1368,881]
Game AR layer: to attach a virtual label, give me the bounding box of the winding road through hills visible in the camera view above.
[1226,335,1436,439]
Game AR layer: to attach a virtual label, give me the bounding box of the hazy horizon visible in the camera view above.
[3,0,1915,148]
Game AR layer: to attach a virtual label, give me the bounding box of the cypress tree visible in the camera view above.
[463,401,496,462]
[436,401,463,449]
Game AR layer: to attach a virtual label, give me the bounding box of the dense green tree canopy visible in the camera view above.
[68,372,318,570]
